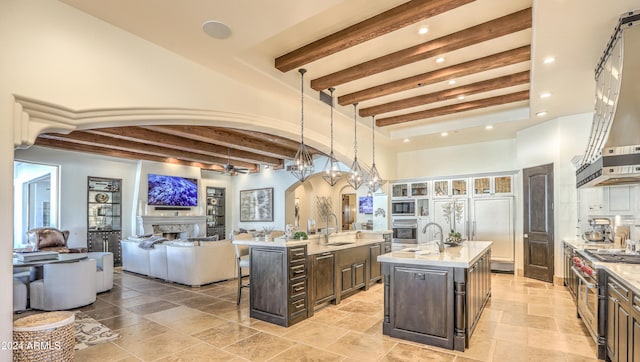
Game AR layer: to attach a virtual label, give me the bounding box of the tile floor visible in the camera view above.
[15,270,603,361]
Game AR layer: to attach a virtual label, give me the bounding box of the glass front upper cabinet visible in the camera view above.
[433,180,448,197]
[451,179,467,196]
[410,182,428,197]
[391,183,409,198]
[473,175,513,196]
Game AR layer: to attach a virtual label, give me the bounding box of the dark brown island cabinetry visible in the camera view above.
[605,272,640,362]
[249,245,307,327]
[381,245,491,351]
[309,251,336,307]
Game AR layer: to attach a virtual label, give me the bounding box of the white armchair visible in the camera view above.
[165,240,236,287]
[30,259,97,311]
[88,252,114,293]
[13,278,27,312]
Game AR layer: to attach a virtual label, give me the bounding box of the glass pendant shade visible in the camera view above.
[347,103,364,190]
[367,116,385,194]
[290,68,314,182]
[322,88,342,186]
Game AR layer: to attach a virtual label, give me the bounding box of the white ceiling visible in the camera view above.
[59,0,640,152]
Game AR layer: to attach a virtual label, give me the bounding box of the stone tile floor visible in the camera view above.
[15,270,602,361]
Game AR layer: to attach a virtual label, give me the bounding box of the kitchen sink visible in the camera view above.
[327,242,355,247]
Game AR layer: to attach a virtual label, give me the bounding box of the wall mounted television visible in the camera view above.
[147,174,198,207]
[359,196,373,214]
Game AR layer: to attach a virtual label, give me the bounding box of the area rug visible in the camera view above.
[74,311,120,350]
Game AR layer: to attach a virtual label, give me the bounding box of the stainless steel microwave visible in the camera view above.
[391,199,416,217]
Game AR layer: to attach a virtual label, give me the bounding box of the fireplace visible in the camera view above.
[137,216,206,238]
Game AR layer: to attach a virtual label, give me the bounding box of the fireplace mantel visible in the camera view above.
[137,215,206,237]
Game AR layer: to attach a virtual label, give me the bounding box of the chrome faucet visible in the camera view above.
[422,222,445,252]
[325,212,339,236]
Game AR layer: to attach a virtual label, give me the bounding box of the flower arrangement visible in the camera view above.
[442,200,464,244]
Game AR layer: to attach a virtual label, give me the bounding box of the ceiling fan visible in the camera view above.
[221,147,249,176]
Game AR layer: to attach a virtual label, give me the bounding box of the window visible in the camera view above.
[13,161,59,248]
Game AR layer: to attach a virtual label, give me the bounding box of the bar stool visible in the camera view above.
[234,244,250,305]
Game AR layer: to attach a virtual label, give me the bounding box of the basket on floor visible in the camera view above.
[13,311,75,361]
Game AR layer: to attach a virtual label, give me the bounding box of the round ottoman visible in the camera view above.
[13,311,75,361]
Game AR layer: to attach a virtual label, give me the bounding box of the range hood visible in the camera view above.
[576,10,640,188]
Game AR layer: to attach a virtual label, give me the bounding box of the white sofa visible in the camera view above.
[121,239,168,280]
[166,240,236,287]
[120,238,236,287]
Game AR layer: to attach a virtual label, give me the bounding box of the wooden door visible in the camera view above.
[341,193,355,230]
[523,163,554,282]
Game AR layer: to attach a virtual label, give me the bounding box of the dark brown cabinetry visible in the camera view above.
[249,245,307,327]
[337,245,368,301]
[88,231,122,265]
[382,248,491,351]
[607,274,631,362]
[311,251,336,306]
[563,242,578,299]
[368,243,383,284]
[87,177,122,266]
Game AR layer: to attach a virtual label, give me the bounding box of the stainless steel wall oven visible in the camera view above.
[392,218,418,244]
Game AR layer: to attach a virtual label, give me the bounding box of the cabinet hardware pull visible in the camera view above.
[294,287,304,292]
[294,253,305,257]
[293,270,304,274]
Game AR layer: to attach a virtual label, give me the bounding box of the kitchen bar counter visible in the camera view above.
[232,230,391,327]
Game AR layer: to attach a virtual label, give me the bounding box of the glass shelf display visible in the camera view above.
[206,187,226,239]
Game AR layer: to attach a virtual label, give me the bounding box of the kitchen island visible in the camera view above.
[233,230,391,327]
[378,241,492,351]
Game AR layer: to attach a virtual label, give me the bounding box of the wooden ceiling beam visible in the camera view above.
[142,125,297,160]
[86,126,277,166]
[34,137,226,172]
[312,7,531,91]
[360,71,530,117]
[275,0,474,73]
[376,90,530,127]
[39,132,258,171]
[338,45,530,106]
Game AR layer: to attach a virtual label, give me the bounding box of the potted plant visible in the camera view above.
[293,231,308,240]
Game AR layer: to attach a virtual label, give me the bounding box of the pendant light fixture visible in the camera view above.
[367,115,385,194]
[290,68,314,182]
[322,87,343,186]
[347,103,364,190]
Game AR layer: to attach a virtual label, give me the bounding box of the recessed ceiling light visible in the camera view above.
[202,20,232,39]
[457,95,465,100]
[403,138,410,143]
[441,132,448,137]
[543,57,555,64]
[418,27,429,35]
[540,92,552,99]
[485,125,493,130]
[436,57,445,63]
[536,111,548,117]
[448,80,456,85]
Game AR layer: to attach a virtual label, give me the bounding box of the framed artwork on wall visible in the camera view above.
[240,187,274,222]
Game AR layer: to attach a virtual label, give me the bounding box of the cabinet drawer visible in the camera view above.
[289,262,307,280]
[289,297,307,314]
[290,280,306,299]
[608,277,630,302]
[633,295,640,314]
[289,247,307,262]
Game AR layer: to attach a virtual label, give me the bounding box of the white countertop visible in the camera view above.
[565,238,640,296]
[232,230,388,255]
[377,241,492,268]
[563,239,620,251]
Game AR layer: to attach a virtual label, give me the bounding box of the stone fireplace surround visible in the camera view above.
[137,216,206,238]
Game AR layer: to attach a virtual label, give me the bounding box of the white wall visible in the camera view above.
[396,139,518,179]
[14,146,138,248]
